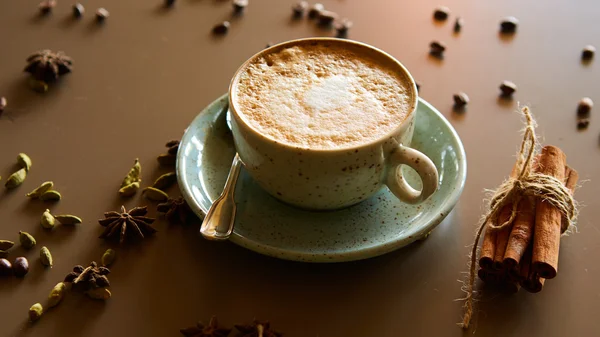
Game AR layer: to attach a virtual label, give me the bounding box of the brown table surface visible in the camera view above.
[1,0,599,336]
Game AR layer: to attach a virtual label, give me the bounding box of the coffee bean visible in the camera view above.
[39,0,56,15]
[292,1,308,18]
[265,42,273,49]
[317,10,338,26]
[95,8,109,22]
[308,3,324,19]
[499,80,517,96]
[0,258,11,277]
[73,3,85,18]
[454,17,464,33]
[577,97,593,118]
[500,16,518,33]
[232,0,248,13]
[453,92,469,107]
[577,119,590,130]
[165,0,176,8]
[433,6,449,21]
[0,97,6,113]
[582,45,596,60]
[416,82,421,93]
[13,257,29,277]
[212,21,230,35]
[335,18,353,37]
[429,41,446,56]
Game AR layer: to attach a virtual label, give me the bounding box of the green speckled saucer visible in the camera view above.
[177,94,467,263]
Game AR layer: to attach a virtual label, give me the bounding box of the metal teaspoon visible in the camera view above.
[199,104,242,241]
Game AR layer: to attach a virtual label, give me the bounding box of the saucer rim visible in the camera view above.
[177,94,467,263]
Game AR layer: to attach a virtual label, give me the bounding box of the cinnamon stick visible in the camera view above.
[479,267,520,292]
[523,273,545,293]
[506,266,522,283]
[502,154,541,274]
[479,230,497,270]
[503,197,535,271]
[479,162,520,271]
[490,163,521,270]
[493,206,514,270]
[478,268,501,284]
[532,145,567,279]
[477,268,489,282]
[500,277,521,294]
[560,166,579,233]
[526,167,575,289]
[519,247,545,293]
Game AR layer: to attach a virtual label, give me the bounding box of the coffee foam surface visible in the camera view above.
[233,42,414,149]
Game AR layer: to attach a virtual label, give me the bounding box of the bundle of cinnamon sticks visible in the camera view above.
[477,145,579,293]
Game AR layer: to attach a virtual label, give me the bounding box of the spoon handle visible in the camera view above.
[199,153,243,241]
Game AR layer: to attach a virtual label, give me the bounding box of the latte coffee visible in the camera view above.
[232,40,416,150]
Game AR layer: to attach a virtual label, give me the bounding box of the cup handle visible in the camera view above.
[385,144,439,204]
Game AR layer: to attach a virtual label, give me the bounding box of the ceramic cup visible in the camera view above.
[228,38,439,210]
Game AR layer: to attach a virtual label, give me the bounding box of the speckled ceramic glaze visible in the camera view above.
[177,94,467,263]
[228,38,438,209]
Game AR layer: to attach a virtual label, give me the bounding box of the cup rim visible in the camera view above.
[228,37,419,153]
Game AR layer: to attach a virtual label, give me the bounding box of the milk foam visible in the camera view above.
[234,42,414,149]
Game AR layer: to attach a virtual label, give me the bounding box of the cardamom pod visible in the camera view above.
[39,189,62,201]
[40,246,53,267]
[157,153,176,166]
[5,168,27,189]
[54,214,82,225]
[17,153,32,171]
[152,172,177,190]
[86,287,111,300]
[27,181,54,198]
[41,209,56,229]
[0,250,8,258]
[118,182,139,197]
[101,248,116,266]
[19,231,36,249]
[143,186,169,201]
[29,303,43,322]
[0,240,14,251]
[48,282,67,308]
[121,158,142,188]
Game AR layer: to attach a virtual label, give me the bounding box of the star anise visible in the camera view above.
[180,316,232,337]
[98,206,157,244]
[157,197,199,224]
[64,261,110,291]
[235,320,283,337]
[157,140,179,166]
[24,49,73,83]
